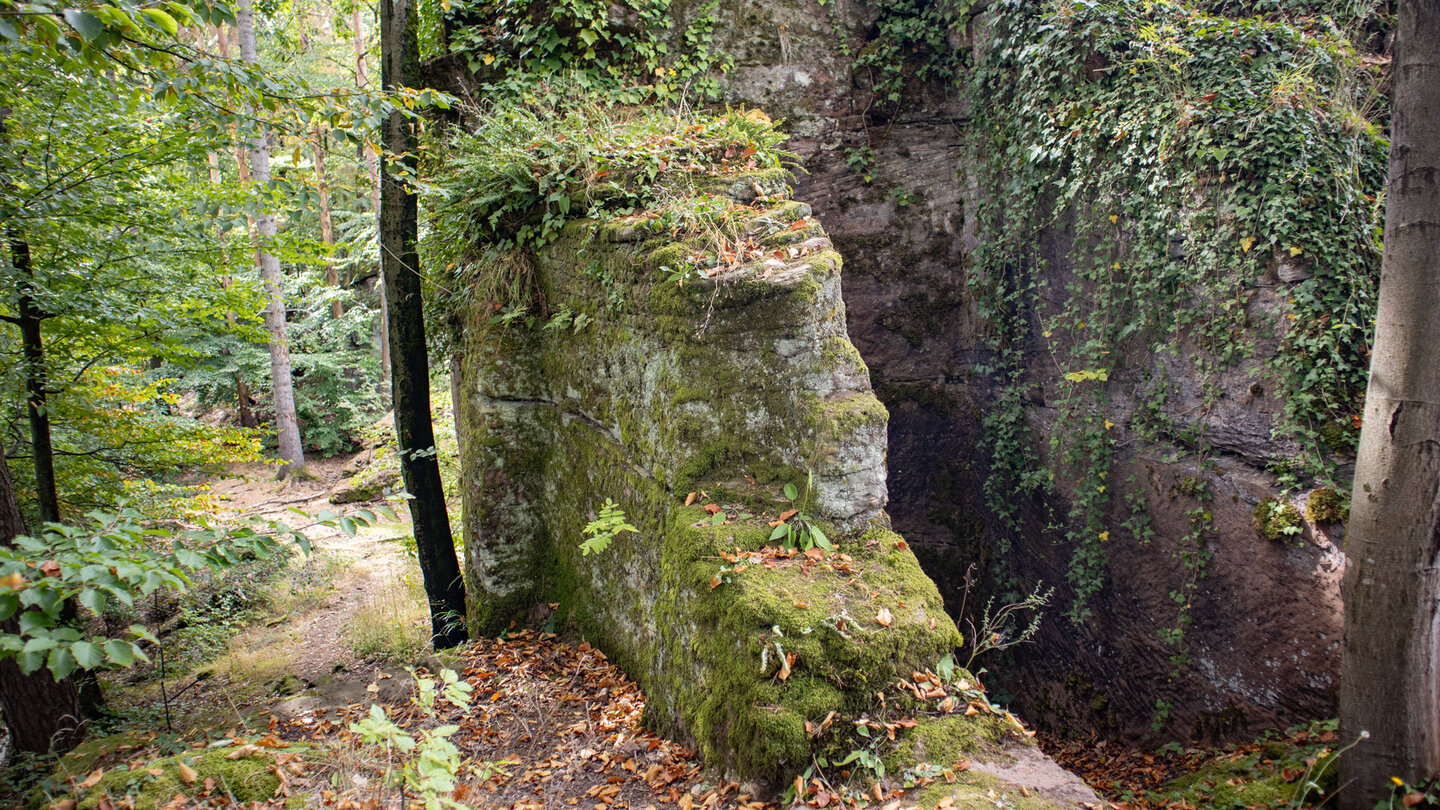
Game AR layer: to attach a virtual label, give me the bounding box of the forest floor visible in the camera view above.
[5,453,1345,810]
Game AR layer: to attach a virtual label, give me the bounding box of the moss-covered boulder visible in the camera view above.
[449,148,1093,804]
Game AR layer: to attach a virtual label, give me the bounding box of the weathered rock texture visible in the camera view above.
[691,0,1346,742]
[452,173,1095,805]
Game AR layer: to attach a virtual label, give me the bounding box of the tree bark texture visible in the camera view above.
[9,230,58,524]
[1340,2,1440,806]
[0,448,84,755]
[380,0,466,649]
[237,0,306,475]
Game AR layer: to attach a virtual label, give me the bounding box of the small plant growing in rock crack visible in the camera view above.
[349,668,503,809]
[579,498,638,556]
[962,581,1054,670]
[768,478,831,551]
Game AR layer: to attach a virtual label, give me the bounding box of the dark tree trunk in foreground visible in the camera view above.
[1340,2,1440,806]
[0,448,83,755]
[11,233,57,525]
[380,0,466,648]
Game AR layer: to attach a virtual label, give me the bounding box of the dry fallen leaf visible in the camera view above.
[49,800,77,810]
[875,607,893,627]
[78,769,104,789]
[39,560,61,577]
[177,762,198,785]
[778,509,799,522]
[684,492,697,507]
[703,504,723,515]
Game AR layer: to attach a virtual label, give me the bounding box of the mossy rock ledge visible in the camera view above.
[452,171,1095,806]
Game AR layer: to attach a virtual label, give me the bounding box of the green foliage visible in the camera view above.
[0,506,391,681]
[348,668,505,810]
[968,0,1388,624]
[767,480,832,552]
[578,498,638,556]
[424,98,793,323]
[445,0,731,103]
[853,0,973,106]
[1253,496,1305,541]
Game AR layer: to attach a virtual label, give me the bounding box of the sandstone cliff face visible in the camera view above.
[700,0,1347,741]
[450,160,1096,804]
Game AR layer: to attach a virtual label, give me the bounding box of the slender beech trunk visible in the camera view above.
[237,0,305,475]
[380,0,466,648]
[0,448,83,755]
[9,232,57,524]
[313,127,343,319]
[1340,2,1440,806]
[355,5,391,381]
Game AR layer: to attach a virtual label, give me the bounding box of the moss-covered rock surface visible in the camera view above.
[446,112,1092,804]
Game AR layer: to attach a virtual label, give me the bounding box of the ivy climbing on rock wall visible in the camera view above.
[966,0,1389,634]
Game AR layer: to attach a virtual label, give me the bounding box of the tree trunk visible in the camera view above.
[237,0,306,476]
[9,230,58,524]
[1339,2,1440,806]
[380,0,466,649]
[0,448,84,755]
[355,4,391,382]
[313,127,343,320]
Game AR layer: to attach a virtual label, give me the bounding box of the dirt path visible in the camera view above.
[205,457,414,684]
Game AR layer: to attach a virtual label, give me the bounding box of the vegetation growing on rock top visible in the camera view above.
[423,97,798,327]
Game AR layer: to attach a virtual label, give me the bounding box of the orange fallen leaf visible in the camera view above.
[876,607,893,627]
[684,492,697,507]
[1404,794,1425,808]
[177,763,197,784]
[778,509,799,522]
[39,560,60,577]
[0,571,26,590]
[704,504,723,515]
[78,769,104,789]
[794,600,809,609]
[48,800,77,810]
[778,652,795,681]
[803,547,824,562]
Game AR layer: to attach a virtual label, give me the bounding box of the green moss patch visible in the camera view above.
[1305,487,1348,524]
[70,746,284,810]
[1252,497,1305,542]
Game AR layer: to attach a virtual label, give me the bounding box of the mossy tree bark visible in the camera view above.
[237,0,306,476]
[0,447,84,755]
[380,0,466,649]
[1340,1,1440,805]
